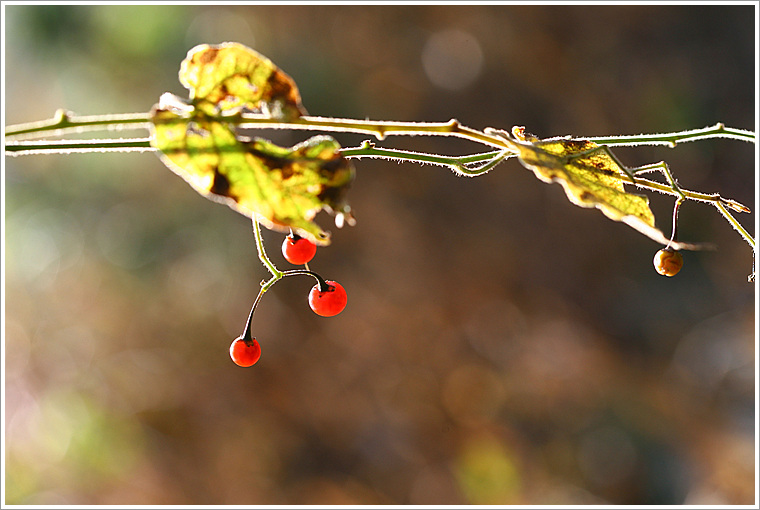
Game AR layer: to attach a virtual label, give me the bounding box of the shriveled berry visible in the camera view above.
[308,280,347,317]
[282,235,317,265]
[230,336,262,367]
[654,248,683,277]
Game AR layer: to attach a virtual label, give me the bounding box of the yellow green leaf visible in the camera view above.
[506,128,699,249]
[179,42,307,119]
[150,108,354,245]
[151,43,353,244]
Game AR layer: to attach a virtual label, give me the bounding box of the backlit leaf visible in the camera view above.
[150,108,354,245]
[504,127,699,249]
[150,43,354,244]
[179,42,307,120]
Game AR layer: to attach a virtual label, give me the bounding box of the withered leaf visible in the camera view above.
[503,127,701,249]
[150,108,354,245]
[150,43,353,244]
[179,42,307,120]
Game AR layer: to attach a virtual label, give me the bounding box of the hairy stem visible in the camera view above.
[5,113,754,212]
[5,111,754,252]
[4,109,151,139]
[625,173,750,212]
[5,132,753,216]
[714,201,756,249]
[5,137,154,156]
[6,111,754,148]
[585,122,755,147]
[341,140,512,175]
[4,135,514,177]
[251,216,330,293]
[237,114,513,150]
[252,215,282,284]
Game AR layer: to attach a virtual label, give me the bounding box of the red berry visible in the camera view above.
[308,280,347,317]
[282,235,317,265]
[229,336,262,367]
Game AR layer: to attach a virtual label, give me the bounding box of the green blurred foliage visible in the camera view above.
[4,4,756,505]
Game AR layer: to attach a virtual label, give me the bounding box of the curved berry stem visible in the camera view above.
[665,198,684,250]
[240,219,332,341]
[240,286,266,343]
[252,216,330,291]
[281,269,330,292]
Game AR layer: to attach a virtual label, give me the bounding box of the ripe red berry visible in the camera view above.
[653,248,683,277]
[282,235,317,265]
[229,336,262,367]
[308,280,347,317]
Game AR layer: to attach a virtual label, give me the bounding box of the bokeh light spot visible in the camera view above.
[421,29,483,91]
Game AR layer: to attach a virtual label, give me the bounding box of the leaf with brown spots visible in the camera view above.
[500,127,699,249]
[150,107,354,245]
[150,43,353,244]
[179,42,307,120]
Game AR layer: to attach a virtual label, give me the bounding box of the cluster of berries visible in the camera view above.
[229,233,347,367]
[229,228,682,368]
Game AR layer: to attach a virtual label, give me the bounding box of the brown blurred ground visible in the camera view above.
[3,4,756,505]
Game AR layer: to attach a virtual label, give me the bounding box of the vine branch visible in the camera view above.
[7,111,754,148]
[4,137,155,155]
[5,111,755,256]
[584,122,755,147]
[4,109,151,139]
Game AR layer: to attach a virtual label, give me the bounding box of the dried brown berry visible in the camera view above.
[653,248,683,277]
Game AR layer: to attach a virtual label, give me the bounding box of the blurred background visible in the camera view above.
[3,4,756,505]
